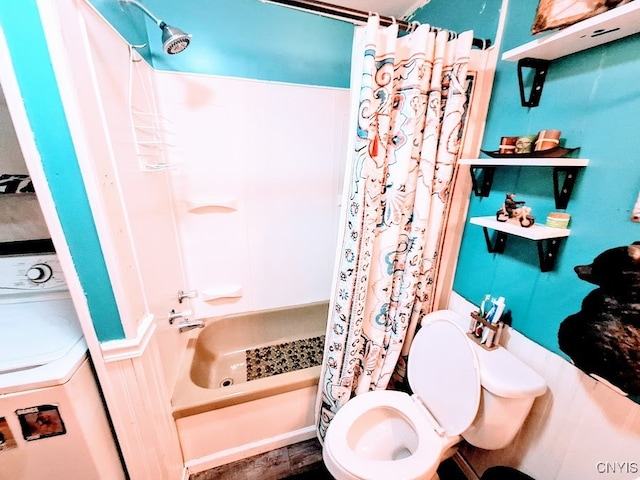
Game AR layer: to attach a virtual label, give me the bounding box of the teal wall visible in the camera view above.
[453,3,640,355]
[0,2,124,341]
[90,0,354,88]
[409,0,503,44]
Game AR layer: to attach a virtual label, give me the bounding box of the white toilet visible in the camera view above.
[322,310,547,480]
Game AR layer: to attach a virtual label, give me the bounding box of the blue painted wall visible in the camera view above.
[90,0,354,88]
[409,0,503,44]
[453,3,640,355]
[0,2,124,341]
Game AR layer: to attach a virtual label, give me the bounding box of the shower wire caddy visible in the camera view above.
[127,46,175,172]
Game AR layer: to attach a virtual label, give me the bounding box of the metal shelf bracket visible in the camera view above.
[482,227,564,272]
[482,227,508,254]
[537,238,562,272]
[517,57,551,107]
[553,166,580,209]
[470,166,495,197]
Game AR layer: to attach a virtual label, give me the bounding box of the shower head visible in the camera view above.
[119,0,191,54]
[159,22,191,54]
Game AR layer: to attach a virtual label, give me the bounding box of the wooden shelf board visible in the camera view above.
[470,216,570,240]
[502,2,640,62]
[459,158,589,167]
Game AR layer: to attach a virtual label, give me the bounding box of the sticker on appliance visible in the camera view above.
[0,417,18,451]
[16,405,66,441]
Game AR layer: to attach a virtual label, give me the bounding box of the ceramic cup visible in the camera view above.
[515,135,537,154]
[535,129,561,151]
[546,212,570,229]
[499,136,519,154]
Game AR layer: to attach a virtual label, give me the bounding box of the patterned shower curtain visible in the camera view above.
[316,16,473,440]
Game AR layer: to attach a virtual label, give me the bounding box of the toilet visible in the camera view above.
[322,310,547,480]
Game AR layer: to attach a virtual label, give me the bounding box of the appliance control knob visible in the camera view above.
[26,263,53,283]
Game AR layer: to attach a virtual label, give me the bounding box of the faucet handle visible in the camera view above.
[178,289,198,303]
[168,308,193,324]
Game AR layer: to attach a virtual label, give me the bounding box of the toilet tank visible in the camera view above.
[461,343,547,450]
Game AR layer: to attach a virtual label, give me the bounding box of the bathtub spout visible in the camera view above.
[178,320,205,333]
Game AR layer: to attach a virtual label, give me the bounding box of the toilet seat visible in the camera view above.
[407,316,481,436]
[325,390,441,480]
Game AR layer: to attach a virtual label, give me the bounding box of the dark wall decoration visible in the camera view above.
[558,242,640,397]
[532,0,636,34]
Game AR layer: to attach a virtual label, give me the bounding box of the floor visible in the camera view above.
[189,438,469,480]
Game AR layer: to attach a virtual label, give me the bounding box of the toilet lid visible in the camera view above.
[407,317,481,436]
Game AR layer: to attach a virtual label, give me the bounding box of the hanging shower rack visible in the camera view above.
[127,46,175,171]
[259,0,492,49]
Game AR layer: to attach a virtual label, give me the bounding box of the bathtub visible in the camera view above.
[171,301,328,473]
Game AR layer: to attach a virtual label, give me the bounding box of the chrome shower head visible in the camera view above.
[119,0,191,55]
[159,22,191,54]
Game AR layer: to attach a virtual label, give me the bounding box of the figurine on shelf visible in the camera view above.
[496,193,535,227]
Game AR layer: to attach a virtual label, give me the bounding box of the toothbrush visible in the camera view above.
[482,297,506,344]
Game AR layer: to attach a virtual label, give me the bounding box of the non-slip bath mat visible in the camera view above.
[246,335,325,381]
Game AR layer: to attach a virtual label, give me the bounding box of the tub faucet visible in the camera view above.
[177,319,205,333]
[168,309,193,324]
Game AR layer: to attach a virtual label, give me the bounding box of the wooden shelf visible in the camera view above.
[459,158,589,167]
[470,216,570,240]
[502,2,640,62]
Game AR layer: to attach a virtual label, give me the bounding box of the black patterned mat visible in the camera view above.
[246,336,325,381]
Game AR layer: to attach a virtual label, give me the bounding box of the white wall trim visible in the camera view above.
[101,313,156,362]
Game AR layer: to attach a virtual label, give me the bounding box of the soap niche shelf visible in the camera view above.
[458,158,589,209]
[470,216,569,272]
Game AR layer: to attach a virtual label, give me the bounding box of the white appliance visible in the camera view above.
[0,253,125,480]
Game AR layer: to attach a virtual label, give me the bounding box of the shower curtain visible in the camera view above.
[316,16,473,440]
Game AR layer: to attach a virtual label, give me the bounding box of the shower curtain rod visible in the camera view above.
[260,0,491,49]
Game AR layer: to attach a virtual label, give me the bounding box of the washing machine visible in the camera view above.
[0,253,125,480]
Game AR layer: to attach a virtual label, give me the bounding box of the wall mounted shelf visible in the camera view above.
[502,2,640,62]
[458,158,589,209]
[470,216,570,272]
[501,2,640,107]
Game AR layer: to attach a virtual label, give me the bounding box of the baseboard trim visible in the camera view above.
[101,313,155,362]
[453,451,480,480]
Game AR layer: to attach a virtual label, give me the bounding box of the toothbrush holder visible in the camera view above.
[467,311,505,350]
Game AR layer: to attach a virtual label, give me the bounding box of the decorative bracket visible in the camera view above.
[517,57,550,107]
[482,227,508,254]
[537,238,562,272]
[482,227,564,272]
[553,167,579,209]
[470,166,495,197]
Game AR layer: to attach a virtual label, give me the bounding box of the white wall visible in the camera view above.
[449,292,640,480]
[157,71,350,319]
